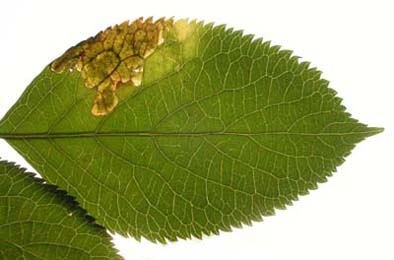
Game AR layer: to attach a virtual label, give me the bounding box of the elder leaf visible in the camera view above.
[0,18,382,242]
[0,160,122,259]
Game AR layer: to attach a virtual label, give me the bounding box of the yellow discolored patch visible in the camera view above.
[50,17,174,116]
[173,19,199,60]
[174,19,194,42]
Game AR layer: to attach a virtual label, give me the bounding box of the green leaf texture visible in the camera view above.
[0,18,382,242]
[0,160,121,259]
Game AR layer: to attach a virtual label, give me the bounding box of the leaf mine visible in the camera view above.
[50,17,174,116]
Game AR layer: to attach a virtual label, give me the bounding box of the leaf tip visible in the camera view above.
[366,126,384,137]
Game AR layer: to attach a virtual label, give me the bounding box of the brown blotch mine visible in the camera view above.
[50,17,174,116]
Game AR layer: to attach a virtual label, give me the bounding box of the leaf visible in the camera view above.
[0,18,382,242]
[0,160,122,259]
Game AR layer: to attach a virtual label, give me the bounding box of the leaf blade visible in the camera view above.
[0,18,382,242]
[0,160,122,259]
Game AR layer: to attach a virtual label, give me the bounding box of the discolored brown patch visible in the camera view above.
[50,17,173,116]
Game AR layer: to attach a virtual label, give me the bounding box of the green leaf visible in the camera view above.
[0,160,122,259]
[0,18,382,242]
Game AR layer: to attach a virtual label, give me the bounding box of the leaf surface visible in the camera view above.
[0,160,121,259]
[0,18,382,242]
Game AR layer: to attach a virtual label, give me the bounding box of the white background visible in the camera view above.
[0,0,393,259]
